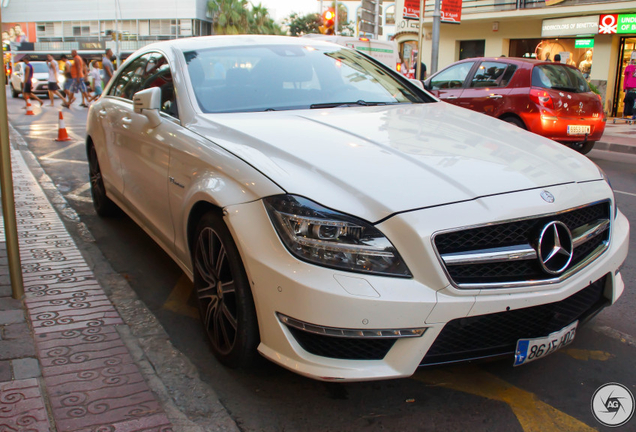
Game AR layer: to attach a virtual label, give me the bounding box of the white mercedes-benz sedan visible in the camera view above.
[86,35,629,382]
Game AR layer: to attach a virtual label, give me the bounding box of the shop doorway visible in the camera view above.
[612,37,636,118]
[459,40,485,60]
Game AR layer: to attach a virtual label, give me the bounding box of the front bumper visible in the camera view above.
[225,181,629,381]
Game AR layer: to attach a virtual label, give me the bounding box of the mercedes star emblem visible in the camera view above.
[540,190,555,203]
[537,221,574,275]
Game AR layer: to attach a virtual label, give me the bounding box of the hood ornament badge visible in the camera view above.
[540,190,555,203]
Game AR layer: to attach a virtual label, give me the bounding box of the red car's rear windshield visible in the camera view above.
[531,64,590,93]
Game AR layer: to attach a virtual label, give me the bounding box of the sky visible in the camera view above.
[258,0,321,22]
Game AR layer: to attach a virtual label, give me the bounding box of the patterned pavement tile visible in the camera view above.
[10,138,173,430]
[0,378,50,431]
[74,413,173,432]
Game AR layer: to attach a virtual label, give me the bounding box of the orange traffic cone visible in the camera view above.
[55,110,71,142]
[25,100,34,116]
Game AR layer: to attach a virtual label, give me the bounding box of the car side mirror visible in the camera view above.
[133,87,162,128]
[409,79,424,90]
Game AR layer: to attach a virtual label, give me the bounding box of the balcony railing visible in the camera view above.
[423,0,633,15]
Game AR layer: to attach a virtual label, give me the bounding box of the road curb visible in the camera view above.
[594,141,636,155]
[9,122,240,432]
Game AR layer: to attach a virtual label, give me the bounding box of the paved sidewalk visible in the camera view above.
[0,147,173,431]
[596,119,636,154]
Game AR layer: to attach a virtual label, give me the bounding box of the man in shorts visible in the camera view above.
[46,54,68,106]
[21,56,43,108]
[67,49,90,108]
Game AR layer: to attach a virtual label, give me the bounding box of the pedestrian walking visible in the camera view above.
[21,56,44,108]
[88,60,103,102]
[61,55,75,108]
[46,54,68,106]
[102,48,115,86]
[67,49,90,109]
[623,53,636,119]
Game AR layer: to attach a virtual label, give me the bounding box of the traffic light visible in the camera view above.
[319,9,335,35]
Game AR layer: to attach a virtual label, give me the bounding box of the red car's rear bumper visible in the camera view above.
[521,112,606,143]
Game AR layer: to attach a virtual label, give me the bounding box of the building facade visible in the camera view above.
[1,0,212,56]
[394,0,636,117]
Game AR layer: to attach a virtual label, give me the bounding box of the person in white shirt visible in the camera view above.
[46,54,68,106]
[88,61,103,102]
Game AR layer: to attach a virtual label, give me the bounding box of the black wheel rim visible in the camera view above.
[88,146,105,209]
[195,227,238,355]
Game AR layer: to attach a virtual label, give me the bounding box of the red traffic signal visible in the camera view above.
[320,9,335,35]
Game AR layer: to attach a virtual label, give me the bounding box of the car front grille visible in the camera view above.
[434,201,611,288]
[288,327,396,360]
[420,275,609,366]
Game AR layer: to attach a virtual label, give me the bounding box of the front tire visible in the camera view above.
[88,143,119,216]
[11,84,19,98]
[193,211,259,368]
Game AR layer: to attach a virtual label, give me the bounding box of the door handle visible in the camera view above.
[488,94,503,99]
[122,117,132,123]
[98,109,107,117]
[444,95,458,100]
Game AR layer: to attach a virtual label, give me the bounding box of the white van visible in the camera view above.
[301,35,400,71]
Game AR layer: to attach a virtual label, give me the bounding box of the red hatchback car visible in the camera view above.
[424,57,606,154]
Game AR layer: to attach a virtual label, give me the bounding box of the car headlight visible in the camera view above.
[597,165,617,219]
[31,77,37,85]
[264,195,411,277]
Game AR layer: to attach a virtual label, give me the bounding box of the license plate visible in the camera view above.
[567,125,590,135]
[514,321,578,366]
[42,85,48,90]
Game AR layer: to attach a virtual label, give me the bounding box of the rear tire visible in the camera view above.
[87,143,119,217]
[503,116,527,130]
[192,211,260,368]
[572,141,595,155]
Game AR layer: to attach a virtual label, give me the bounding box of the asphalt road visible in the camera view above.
[7,90,636,432]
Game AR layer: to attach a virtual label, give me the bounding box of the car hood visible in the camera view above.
[188,102,602,222]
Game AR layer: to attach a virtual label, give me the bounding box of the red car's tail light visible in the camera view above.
[530,88,554,110]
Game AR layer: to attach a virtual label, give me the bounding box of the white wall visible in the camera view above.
[1,0,206,22]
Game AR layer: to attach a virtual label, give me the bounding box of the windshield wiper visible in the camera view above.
[310,100,389,109]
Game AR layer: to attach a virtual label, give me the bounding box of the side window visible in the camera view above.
[108,54,150,100]
[430,62,475,90]
[470,61,510,88]
[139,53,179,119]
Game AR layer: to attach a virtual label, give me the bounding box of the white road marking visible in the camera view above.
[68,183,91,196]
[41,141,83,159]
[41,158,88,165]
[614,190,636,198]
[66,194,94,203]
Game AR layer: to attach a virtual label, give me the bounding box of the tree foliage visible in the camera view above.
[207,0,283,35]
[283,12,321,37]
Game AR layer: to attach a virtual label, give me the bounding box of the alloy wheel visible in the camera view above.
[195,227,238,355]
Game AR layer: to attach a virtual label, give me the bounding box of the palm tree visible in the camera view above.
[208,0,251,35]
[249,3,283,35]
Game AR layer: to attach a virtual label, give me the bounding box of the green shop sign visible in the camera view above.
[618,14,636,34]
[575,39,594,48]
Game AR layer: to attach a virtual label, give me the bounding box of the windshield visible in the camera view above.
[531,64,590,93]
[31,63,48,74]
[184,44,430,113]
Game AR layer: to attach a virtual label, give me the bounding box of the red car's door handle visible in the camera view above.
[444,95,458,100]
[488,94,503,99]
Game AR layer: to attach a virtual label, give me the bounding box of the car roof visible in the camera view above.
[457,56,577,68]
[139,35,342,53]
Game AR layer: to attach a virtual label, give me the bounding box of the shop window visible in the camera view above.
[459,40,485,60]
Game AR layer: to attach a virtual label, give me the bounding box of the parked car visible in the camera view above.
[87,36,628,382]
[424,57,606,154]
[10,61,51,98]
